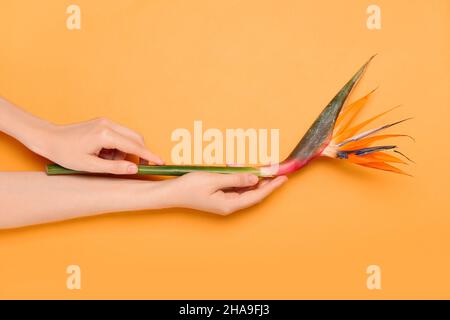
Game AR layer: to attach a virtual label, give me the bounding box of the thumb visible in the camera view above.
[214,173,259,189]
[86,157,138,174]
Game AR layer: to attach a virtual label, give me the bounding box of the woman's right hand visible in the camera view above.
[33,118,164,174]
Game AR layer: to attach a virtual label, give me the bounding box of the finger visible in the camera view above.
[107,122,165,164]
[226,177,272,193]
[213,173,259,190]
[258,178,272,188]
[101,129,164,165]
[229,176,287,211]
[86,156,139,174]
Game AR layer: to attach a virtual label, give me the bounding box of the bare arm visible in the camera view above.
[0,172,287,229]
[0,172,170,229]
[0,96,287,229]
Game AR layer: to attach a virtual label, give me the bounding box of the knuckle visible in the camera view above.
[97,127,111,139]
[181,172,202,181]
[191,171,209,178]
[96,117,109,126]
[137,134,145,144]
[219,204,234,215]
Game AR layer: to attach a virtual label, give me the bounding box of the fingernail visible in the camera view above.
[127,165,138,174]
[248,175,259,184]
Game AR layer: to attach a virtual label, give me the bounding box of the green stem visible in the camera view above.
[46,164,262,176]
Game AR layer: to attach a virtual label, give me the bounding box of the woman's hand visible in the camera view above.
[0,97,288,229]
[1,171,288,229]
[0,97,163,174]
[35,118,164,174]
[162,172,288,215]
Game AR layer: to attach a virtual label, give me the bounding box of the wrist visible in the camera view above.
[149,179,183,209]
[21,119,58,158]
[0,97,57,157]
[123,179,175,212]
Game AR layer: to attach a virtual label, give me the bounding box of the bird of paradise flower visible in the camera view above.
[47,55,414,177]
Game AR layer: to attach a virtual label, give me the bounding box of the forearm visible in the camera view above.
[0,172,171,229]
[0,97,54,155]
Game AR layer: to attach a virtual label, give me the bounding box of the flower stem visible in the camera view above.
[46,164,262,176]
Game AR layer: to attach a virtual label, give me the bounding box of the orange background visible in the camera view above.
[0,0,449,299]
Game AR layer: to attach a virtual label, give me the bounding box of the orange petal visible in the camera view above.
[335,89,376,135]
[334,106,400,143]
[356,161,410,175]
[361,152,407,164]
